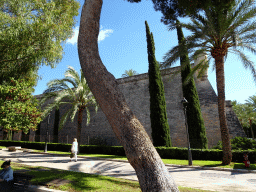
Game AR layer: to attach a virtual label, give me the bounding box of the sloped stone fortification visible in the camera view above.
[17,63,245,148]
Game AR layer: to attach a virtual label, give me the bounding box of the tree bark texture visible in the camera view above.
[77,0,179,191]
[215,56,232,165]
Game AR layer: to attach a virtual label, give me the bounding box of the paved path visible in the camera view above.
[1,149,256,192]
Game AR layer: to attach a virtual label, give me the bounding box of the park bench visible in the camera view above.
[11,172,34,191]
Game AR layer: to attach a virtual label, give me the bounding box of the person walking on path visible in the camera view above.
[70,138,78,162]
[0,160,13,192]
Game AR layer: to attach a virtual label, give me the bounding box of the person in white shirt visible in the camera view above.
[70,138,78,162]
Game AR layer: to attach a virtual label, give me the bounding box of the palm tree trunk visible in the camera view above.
[215,56,232,165]
[77,108,83,154]
[77,0,179,191]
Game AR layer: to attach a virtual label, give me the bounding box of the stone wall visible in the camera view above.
[7,64,246,148]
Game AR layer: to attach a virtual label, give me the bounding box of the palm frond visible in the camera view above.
[38,92,58,106]
[64,66,81,87]
[80,68,86,87]
[182,57,209,86]
[162,44,181,68]
[238,21,256,37]
[239,32,256,44]
[166,22,177,31]
[245,95,256,108]
[57,78,78,90]
[231,2,256,31]
[58,107,72,131]
[43,79,69,94]
[86,107,90,126]
[233,48,256,84]
[70,103,79,123]
[40,101,58,120]
[54,90,75,105]
[240,43,256,54]
[163,67,183,84]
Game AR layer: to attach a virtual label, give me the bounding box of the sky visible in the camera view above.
[30,0,256,104]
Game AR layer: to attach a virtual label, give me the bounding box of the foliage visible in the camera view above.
[160,0,256,165]
[38,66,99,130]
[0,0,80,84]
[0,77,42,136]
[212,136,256,150]
[145,20,172,147]
[89,136,107,146]
[232,98,256,138]
[160,0,256,86]
[232,99,256,128]
[127,0,234,16]
[121,69,139,78]
[38,66,99,153]
[176,20,208,149]
[242,123,256,138]
[245,95,256,110]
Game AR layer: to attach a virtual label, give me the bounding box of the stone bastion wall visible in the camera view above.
[6,65,246,148]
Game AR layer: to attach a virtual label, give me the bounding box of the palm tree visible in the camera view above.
[38,66,99,154]
[161,0,256,165]
[245,95,256,139]
[233,99,256,139]
[245,95,256,110]
[121,69,139,78]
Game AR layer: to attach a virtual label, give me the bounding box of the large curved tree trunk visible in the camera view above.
[77,0,179,191]
[215,56,232,165]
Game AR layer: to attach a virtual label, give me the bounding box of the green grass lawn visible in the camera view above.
[0,160,216,192]
[0,145,255,192]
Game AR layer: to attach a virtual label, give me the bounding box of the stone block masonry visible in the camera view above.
[11,65,246,148]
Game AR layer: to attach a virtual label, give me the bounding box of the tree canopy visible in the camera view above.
[128,0,235,24]
[121,69,139,77]
[0,76,42,135]
[0,0,80,85]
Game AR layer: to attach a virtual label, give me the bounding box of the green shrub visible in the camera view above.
[89,137,107,146]
[212,137,256,150]
[212,140,223,150]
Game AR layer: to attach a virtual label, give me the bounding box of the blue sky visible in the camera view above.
[31,0,256,104]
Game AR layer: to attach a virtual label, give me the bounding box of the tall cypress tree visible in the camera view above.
[145,20,171,147]
[176,20,208,149]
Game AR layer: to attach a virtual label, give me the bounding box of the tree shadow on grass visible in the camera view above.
[26,168,140,191]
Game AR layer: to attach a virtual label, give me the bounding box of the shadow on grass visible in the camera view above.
[1,160,222,192]
[28,170,140,191]
[233,163,256,170]
[1,160,140,192]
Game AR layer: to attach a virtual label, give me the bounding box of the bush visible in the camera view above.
[212,140,222,150]
[212,137,256,150]
[89,137,107,146]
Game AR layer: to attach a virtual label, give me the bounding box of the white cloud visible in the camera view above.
[98,25,114,43]
[66,26,79,45]
[66,25,113,45]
